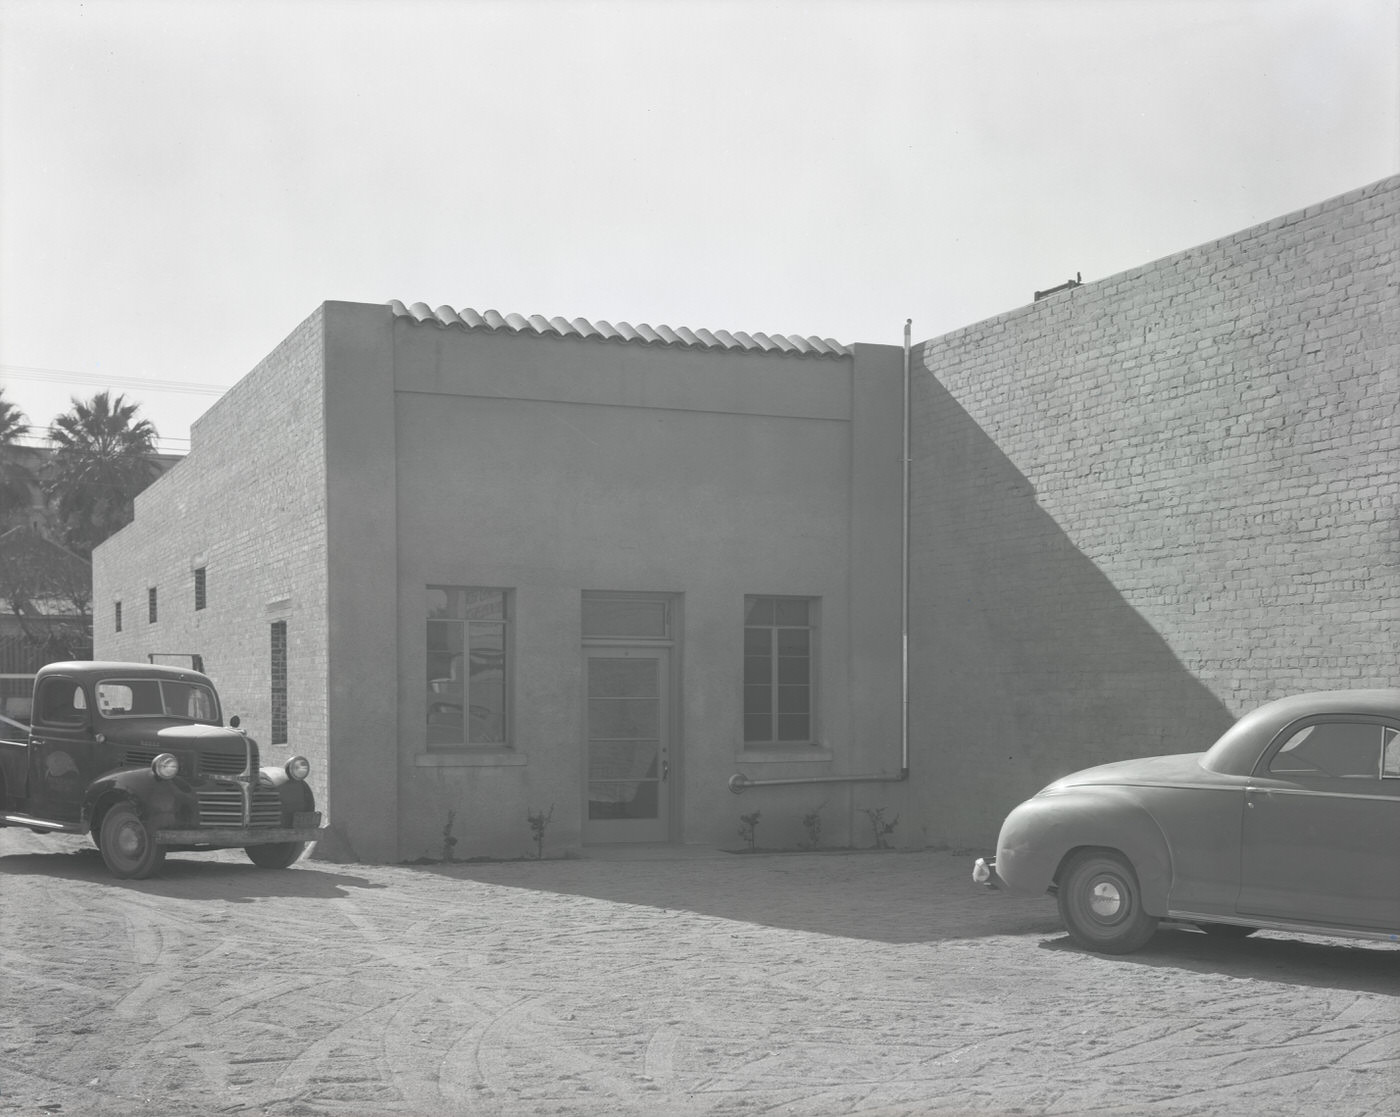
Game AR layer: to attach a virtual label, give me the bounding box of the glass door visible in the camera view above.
[583,647,669,843]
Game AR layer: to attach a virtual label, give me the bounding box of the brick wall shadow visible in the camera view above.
[911,374,1235,848]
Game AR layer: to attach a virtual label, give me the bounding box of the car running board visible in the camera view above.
[1,812,83,833]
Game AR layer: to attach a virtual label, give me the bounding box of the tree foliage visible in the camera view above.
[0,389,36,523]
[44,390,160,557]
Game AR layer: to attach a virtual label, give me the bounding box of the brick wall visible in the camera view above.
[93,308,331,805]
[909,176,1399,847]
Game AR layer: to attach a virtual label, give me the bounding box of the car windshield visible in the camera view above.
[96,679,219,724]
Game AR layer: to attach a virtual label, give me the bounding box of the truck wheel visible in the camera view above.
[245,841,306,869]
[99,804,167,880]
[1056,850,1159,954]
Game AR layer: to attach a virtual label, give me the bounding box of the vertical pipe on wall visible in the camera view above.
[902,319,912,778]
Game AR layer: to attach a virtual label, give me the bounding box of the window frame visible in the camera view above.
[426,586,512,751]
[742,594,818,747]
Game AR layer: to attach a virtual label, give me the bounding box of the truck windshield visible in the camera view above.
[97,679,219,724]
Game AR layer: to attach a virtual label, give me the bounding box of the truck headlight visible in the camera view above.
[285,756,310,781]
[151,753,180,780]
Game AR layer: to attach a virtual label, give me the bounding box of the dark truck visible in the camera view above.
[0,661,324,879]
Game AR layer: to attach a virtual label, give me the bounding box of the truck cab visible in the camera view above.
[0,661,324,879]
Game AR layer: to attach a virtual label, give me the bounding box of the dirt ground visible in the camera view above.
[0,831,1396,1117]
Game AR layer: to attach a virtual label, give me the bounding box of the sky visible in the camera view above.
[1,0,1397,453]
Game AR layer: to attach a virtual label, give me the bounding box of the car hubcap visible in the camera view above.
[1089,879,1124,921]
[116,822,143,859]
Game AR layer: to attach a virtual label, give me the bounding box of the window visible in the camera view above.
[194,567,207,611]
[270,621,288,745]
[96,679,218,723]
[1384,728,1400,778]
[148,587,158,624]
[114,601,122,633]
[427,587,509,748]
[743,596,815,745]
[1268,721,1389,779]
[35,679,86,726]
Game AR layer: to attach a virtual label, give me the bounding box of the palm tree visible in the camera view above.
[45,390,160,556]
[0,389,37,525]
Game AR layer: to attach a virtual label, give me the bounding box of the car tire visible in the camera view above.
[245,841,306,869]
[99,803,167,880]
[1196,922,1257,938]
[1056,850,1159,954]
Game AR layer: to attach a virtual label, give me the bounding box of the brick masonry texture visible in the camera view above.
[909,176,1399,846]
[93,308,331,809]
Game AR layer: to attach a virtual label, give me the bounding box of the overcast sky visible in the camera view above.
[2,0,1397,452]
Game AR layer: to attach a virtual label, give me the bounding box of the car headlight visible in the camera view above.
[285,756,310,781]
[151,753,180,780]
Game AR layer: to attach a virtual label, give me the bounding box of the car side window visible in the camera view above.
[1269,721,1384,779]
[34,679,87,727]
[1383,728,1400,779]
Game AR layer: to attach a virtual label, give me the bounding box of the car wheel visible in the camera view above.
[245,841,306,869]
[1056,850,1159,954]
[1196,922,1257,938]
[99,804,167,880]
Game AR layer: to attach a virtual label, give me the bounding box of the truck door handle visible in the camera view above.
[661,759,670,780]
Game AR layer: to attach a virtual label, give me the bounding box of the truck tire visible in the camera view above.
[99,803,167,880]
[245,841,306,869]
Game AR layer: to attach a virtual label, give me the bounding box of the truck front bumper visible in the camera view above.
[156,827,326,846]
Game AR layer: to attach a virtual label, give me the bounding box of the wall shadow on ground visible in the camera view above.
[910,373,1237,846]
[415,849,1065,945]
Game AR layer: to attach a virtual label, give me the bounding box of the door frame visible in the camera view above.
[581,591,680,845]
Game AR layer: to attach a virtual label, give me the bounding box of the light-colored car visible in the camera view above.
[973,689,1400,953]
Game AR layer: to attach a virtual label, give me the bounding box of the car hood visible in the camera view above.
[1045,752,1211,792]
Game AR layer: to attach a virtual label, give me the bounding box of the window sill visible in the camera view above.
[415,751,527,768]
[734,747,834,764]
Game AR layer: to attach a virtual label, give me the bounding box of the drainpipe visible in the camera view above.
[728,320,914,795]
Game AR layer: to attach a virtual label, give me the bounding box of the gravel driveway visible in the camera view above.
[1,831,1396,1117]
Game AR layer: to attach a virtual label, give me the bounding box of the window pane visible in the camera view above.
[744,597,774,625]
[777,628,810,656]
[427,587,451,619]
[774,599,809,626]
[744,713,772,742]
[777,685,809,714]
[1270,722,1379,778]
[1383,729,1400,777]
[743,628,771,656]
[744,684,771,716]
[462,588,506,621]
[468,622,505,743]
[777,714,810,741]
[777,656,808,685]
[588,658,658,698]
[588,697,659,738]
[583,597,668,638]
[743,655,771,685]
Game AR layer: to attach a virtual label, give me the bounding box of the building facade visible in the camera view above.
[94,174,1397,859]
[94,306,905,860]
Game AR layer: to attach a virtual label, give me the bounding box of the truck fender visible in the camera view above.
[84,769,190,833]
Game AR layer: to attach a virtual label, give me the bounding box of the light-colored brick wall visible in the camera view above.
[909,175,1399,847]
[93,308,331,806]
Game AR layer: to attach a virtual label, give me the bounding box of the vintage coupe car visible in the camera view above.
[0,661,324,879]
[973,689,1400,953]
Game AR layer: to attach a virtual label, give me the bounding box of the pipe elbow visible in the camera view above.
[728,773,751,794]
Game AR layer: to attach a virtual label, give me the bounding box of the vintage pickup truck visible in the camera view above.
[0,661,324,879]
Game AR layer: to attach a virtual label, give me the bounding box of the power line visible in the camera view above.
[1,364,231,397]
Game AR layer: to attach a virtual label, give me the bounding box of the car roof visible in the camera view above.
[37,661,212,685]
[1201,688,1400,776]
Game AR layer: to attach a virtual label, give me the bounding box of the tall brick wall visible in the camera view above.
[93,308,331,805]
[909,176,1399,847]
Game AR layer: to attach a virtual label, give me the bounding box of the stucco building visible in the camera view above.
[94,174,1398,859]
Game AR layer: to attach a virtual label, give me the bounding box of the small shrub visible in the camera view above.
[863,806,899,850]
[527,804,555,860]
[441,810,458,863]
[738,810,762,852]
[799,801,827,850]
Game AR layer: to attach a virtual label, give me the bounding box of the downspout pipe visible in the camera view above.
[729,320,914,795]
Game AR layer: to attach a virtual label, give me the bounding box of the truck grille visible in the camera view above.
[121,745,259,777]
[196,786,285,828]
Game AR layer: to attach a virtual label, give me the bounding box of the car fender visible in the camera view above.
[995,785,1174,915]
[83,769,191,832]
[258,766,316,812]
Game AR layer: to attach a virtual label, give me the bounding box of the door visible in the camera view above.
[1237,720,1400,929]
[583,647,669,843]
[27,674,98,822]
